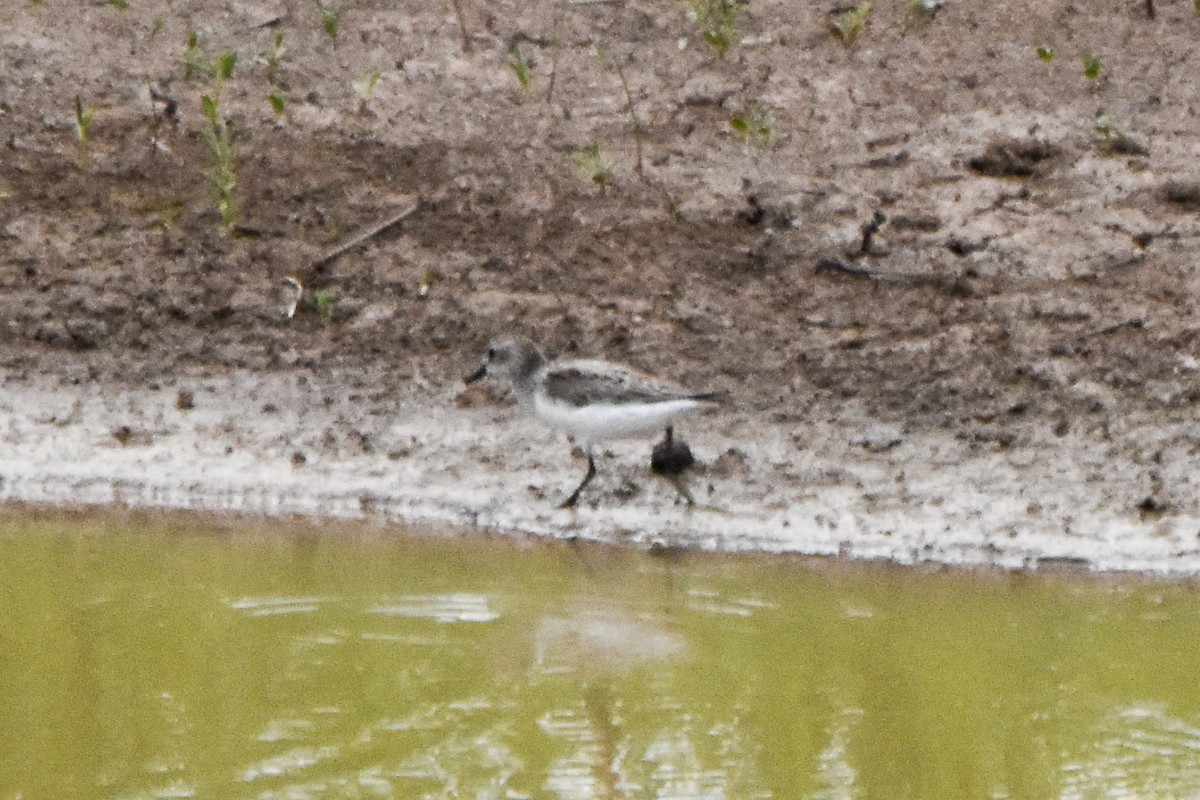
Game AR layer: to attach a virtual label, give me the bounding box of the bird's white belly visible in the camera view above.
[532,396,701,446]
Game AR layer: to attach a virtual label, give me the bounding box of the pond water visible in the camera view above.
[2,512,1200,800]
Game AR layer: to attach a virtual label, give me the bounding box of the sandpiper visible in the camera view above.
[465,336,722,508]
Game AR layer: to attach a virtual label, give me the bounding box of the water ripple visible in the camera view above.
[1060,704,1200,799]
[227,596,328,617]
[241,745,339,782]
[367,593,498,623]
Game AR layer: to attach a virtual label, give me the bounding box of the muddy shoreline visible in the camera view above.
[3,363,1200,575]
[4,1,1200,573]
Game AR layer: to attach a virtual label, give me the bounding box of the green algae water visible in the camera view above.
[3,513,1200,799]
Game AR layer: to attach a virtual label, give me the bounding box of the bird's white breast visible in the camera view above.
[532,394,703,447]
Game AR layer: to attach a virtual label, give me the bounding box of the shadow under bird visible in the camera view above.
[465,336,723,508]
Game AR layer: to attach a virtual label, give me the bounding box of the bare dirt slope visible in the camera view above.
[3,0,1200,572]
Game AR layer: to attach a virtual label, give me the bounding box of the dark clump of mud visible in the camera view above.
[968,138,1061,178]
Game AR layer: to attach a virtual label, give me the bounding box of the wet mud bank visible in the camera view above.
[4,364,1200,575]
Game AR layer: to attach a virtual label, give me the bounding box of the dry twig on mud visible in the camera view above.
[859,210,885,255]
[1079,318,1144,339]
[309,202,420,272]
[449,0,472,52]
[545,2,564,103]
[814,257,960,289]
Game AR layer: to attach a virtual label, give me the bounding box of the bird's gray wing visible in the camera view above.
[542,361,691,408]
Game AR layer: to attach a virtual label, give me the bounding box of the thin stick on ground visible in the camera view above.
[609,53,645,178]
[449,0,472,52]
[309,201,420,272]
[546,0,564,104]
[814,257,958,287]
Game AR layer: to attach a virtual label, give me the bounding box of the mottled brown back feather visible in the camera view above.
[542,363,713,408]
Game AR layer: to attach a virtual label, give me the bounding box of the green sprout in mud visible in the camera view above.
[181,31,208,79]
[311,289,336,326]
[181,31,237,85]
[418,267,443,298]
[508,45,533,94]
[316,0,340,43]
[1036,45,1054,64]
[1082,52,1101,81]
[686,0,740,57]
[200,94,238,231]
[73,95,95,163]
[151,15,165,36]
[832,3,872,46]
[214,51,236,85]
[571,143,614,192]
[1094,114,1122,142]
[352,69,382,111]
[605,50,647,177]
[268,93,287,121]
[150,202,185,233]
[1093,112,1146,155]
[262,31,287,73]
[906,0,945,23]
[729,105,772,146]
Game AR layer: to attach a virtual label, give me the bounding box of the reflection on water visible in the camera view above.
[1061,705,1200,800]
[2,513,1200,799]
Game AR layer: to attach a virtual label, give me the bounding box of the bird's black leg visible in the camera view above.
[560,451,597,509]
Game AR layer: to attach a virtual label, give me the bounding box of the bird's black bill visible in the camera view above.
[464,363,488,384]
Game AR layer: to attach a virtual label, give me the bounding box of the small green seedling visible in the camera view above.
[352,69,382,111]
[507,45,533,94]
[73,95,96,164]
[1094,113,1121,141]
[832,2,872,46]
[150,202,185,233]
[26,0,44,6]
[214,51,236,85]
[200,94,238,230]
[1036,45,1054,63]
[263,31,287,72]
[571,142,614,192]
[907,0,945,21]
[686,0,740,57]
[605,50,646,177]
[315,0,340,43]
[729,105,772,146]
[312,289,336,326]
[418,267,444,298]
[1093,113,1148,155]
[180,34,235,86]
[107,0,129,9]
[268,93,287,120]
[1082,52,1101,80]
[181,30,210,79]
[73,96,95,145]
[150,15,165,35]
